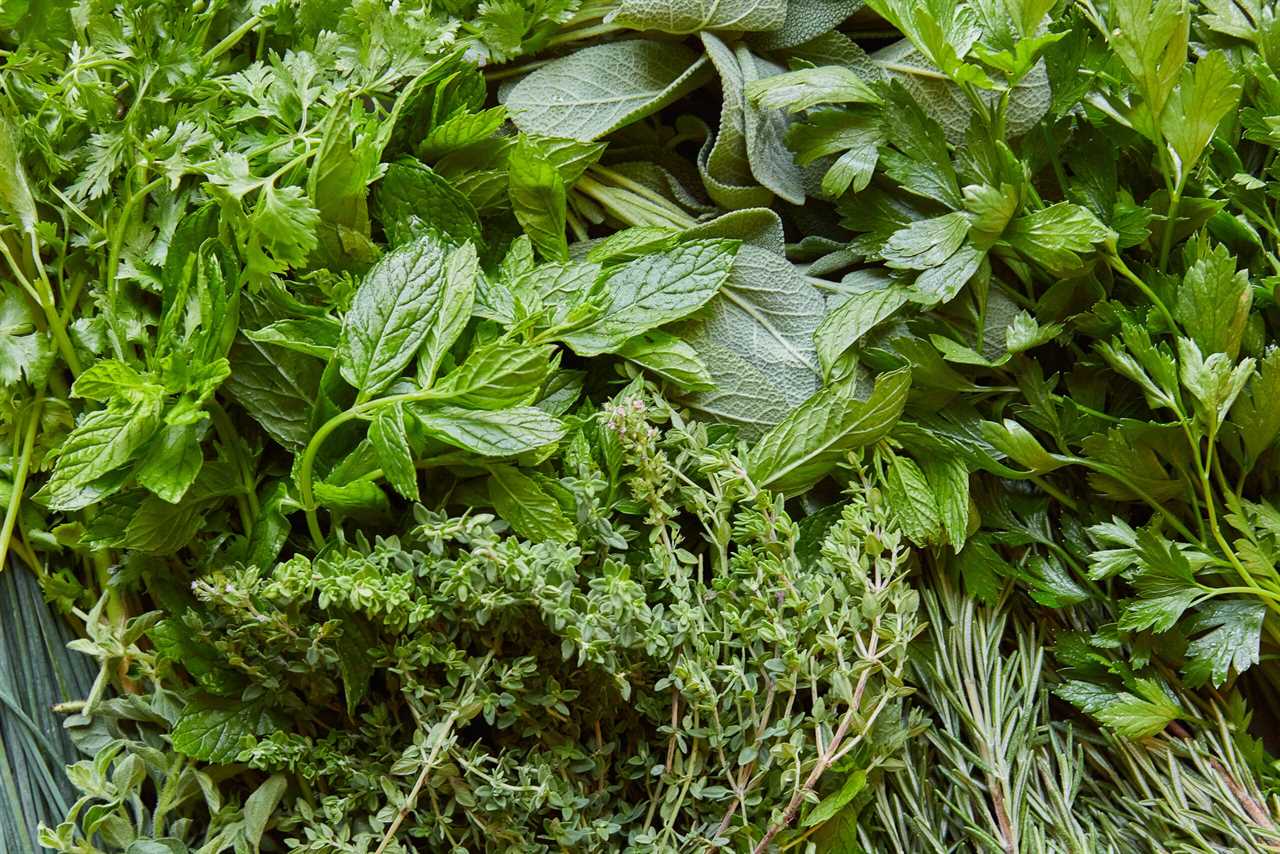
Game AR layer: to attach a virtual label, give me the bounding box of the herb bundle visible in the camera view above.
[3,0,1280,850]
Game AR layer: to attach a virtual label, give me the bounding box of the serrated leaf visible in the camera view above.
[488,464,574,543]
[370,405,417,501]
[417,406,566,457]
[562,239,737,356]
[748,366,911,493]
[338,233,454,397]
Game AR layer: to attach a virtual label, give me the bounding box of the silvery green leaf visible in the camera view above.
[505,41,711,141]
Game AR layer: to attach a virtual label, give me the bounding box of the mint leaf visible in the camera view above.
[562,239,738,356]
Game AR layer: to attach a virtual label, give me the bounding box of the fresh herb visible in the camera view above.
[3,0,1280,850]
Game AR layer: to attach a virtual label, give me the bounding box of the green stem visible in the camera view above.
[205,14,262,63]
[0,397,42,574]
[209,401,258,532]
[105,175,165,358]
[297,387,452,548]
[1160,179,1184,272]
[544,21,625,48]
[1107,253,1179,335]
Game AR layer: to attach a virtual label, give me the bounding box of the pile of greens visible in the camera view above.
[3,0,1280,849]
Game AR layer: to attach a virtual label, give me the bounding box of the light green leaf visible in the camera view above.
[0,291,51,387]
[338,233,453,397]
[1176,242,1251,360]
[1161,51,1241,180]
[434,341,558,410]
[815,284,909,379]
[674,245,824,436]
[418,242,478,388]
[883,451,941,545]
[508,138,568,262]
[136,423,204,504]
[980,419,1067,474]
[243,775,288,853]
[417,406,566,457]
[370,405,417,501]
[488,464,574,543]
[919,451,970,549]
[801,769,866,828]
[618,330,715,390]
[562,239,738,355]
[748,367,911,493]
[46,399,164,510]
[746,66,881,112]
[883,212,971,270]
[244,317,341,360]
[505,40,711,141]
[1001,202,1113,275]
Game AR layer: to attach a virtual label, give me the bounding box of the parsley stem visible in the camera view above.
[1160,179,1185,272]
[0,396,42,576]
[104,175,164,359]
[1106,253,1179,335]
[204,14,262,63]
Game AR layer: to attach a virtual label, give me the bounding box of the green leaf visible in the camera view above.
[1184,600,1266,686]
[46,399,164,510]
[313,480,391,516]
[1176,242,1251,360]
[786,110,883,198]
[0,115,37,233]
[562,239,738,356]
[746,66,882,112]
[801,769,866,828]
[0,291,51,387]
[815,282,909,379]
[418,242,478,388]
[883,451,941,545]
[136,423,205,504]
[243,775,288,853]
[1228,349,1280,466]
[149,619,244,696]
[505,40,711,141]
[171,696,269,764]
[488,464,574,543]
[244,317,342,360]
[1160,51,1241,179]
[748,367,911,493]
[370,405,418,501]
[955,540,1008,605]
[674,245,824,436]
[883,212,971,270]
[225,333,323,452]
[618,330,715,391]
[1177,338,1254,433]
[335,616,376,716]
[919,451,970,550]
[434,341,557,409]
[1107,0,1189,120]
[373,159,482,247]
[1001,203,1114,275]
[508,138,568,262]
[1057,678,1182,738]
[980,419,1067,474]
[611,0,785,33]
[417,406,566,457]
[338,233,455,397]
